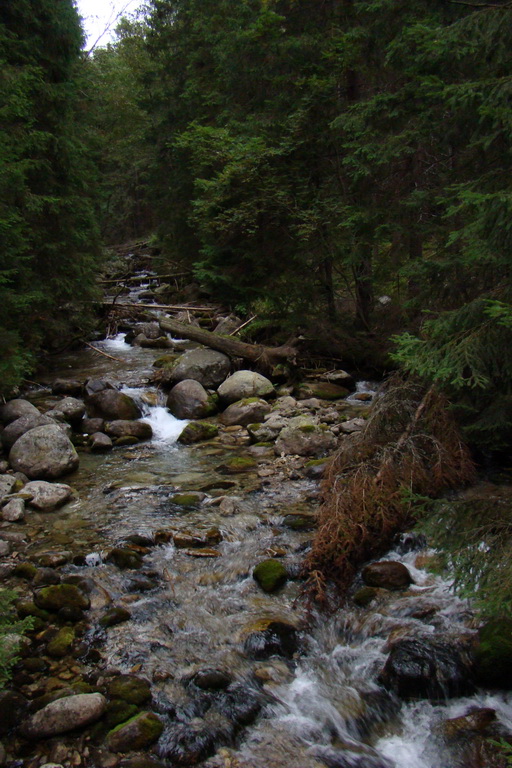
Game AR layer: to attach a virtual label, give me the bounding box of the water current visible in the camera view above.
[26,283,512,768]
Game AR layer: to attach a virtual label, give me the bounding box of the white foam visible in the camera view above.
[141,406,188,443]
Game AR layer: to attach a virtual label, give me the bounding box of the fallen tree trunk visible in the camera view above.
[101,301,216,313]
[159,316,298,369]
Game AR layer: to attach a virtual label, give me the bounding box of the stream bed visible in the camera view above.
[1,292,512,768]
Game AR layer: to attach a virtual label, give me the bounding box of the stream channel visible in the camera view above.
[5,275,512,768]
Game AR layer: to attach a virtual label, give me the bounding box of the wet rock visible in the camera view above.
[215,684,262,726]
[86,390,142,421]
[24,481,73,510]
[0,690,28,735]
[19,692,107,739]
[362,561,412,591]
[90,432,113,452]
[37,551,71,567]
[9,425,79,480]
[253,559,288,593]
[106,675,152,705]
[190,669,232,691]
[106,712,163,752]
[47,626,75,658]
[1,413,55,451]
[127,575,157,592]
[33,568,61,587]
[379,635,475,699]
[275,418,337,457]
[220,398,272,427]
[12,562,37,580]
[170,492,206,508]
[106,547,143,570]
[84,378,115,397]
[104,700,139,729]
[243,619,299,659]
[104,420,153,441]
[182,548,220,558]
[178,422,218,444]
[170,349,231,388]
[99,607,132,628]
[281,513,316,531]
[2,497,25,522]
[247,414,287,443]
[304,458,329,479]
[173,533,208,549]
[0,475,17,503]
[51,379,83,397]
[82,417,105,434]
[441,707,496,740]
[17,599,51,622]
[474,617,512,688]
[34,584,90,613]
[296,381,350,401]
[217,371,274,404]
[0,398,40,425]
[167,380,217,420]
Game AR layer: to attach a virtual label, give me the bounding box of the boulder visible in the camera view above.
[106,547,143,570]
[296,381,350,400]
[104,420,153,440]
[90,432,113,452]
[1,498,25,522]
[379,635,475,699]
[189,668,232,691]
[84,379,114,398]
[134,321,162,340]
[362,561,413,590]
[275,417,337,457]
[217,370,274,404]
[253,559,288,593]
[24,481,72,510]
[220,398,272,427]
[51,378,83,396]
[170,348,231,388]
[106,675,151,705]
[9,425,79,480]
[167,379,216,420]
[106,712,163,752]
[86,390,141,421]
[46,626,75,658]
[81,417,105,434]
[340,418,366,434]
[247,414,288,443]
[0,399,40,425]
[1,413,56,451]
[19,693,107,739]
[50,397,86,424]
[99,606,132,628]
[177,421,218,444]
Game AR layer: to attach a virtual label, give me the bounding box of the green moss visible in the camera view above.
[217,456,257,474]
[305,458,329,467]
[475,618,512,688]
[253,559,288,593]
[106,674,151,705]
[17,600,51,622]
[178,421,219,444]
[47,626,75,658]
[34,584,90,612]
[99,606,131,628]
[106,547,143,570]
[171,493,203,508]
[106,711,163,752]
[353,586,379,607]
[282,514,316,531]
[114,436,139,446]
[105,698,139,728]
[298,424,316,433]
[12,562,37,581]
[153,355,180,369]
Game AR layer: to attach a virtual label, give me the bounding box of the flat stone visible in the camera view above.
[24,481,73,510]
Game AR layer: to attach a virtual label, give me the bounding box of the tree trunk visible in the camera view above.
[159,317,298,371]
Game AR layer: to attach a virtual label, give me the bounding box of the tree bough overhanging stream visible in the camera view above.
[2,274,512,768]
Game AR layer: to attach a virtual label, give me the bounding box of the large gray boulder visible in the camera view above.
[9,425,79,479]
[86,390,141,421]
[170,349,231,388]
[274,416,337,457]
[217,371,274,404]
[24,481,73,511]
[49,397,86,424]
[166,380,216,420]
[1,414,55,452]
[0,399,40,425]
[20,693,107,739]
[220,398,271,427]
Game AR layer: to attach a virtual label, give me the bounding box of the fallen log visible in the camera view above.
[159,316,298,369]
[101,301,217,313]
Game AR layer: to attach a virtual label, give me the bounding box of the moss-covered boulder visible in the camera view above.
[34,584,90,613]
[12,563,37,581]
[281,514,316,531]
[106,712,163,752]
[253,559,288,593]
[104,699,139,729]
[177,421,219,444]
[353,586,379,607]
[47,626,75,658]
[106,675,151,705]
[217,456,257,474]
[170,492,206,508]
[474,618,512,688]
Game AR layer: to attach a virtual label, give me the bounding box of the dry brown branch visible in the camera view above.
[303,376,476,606]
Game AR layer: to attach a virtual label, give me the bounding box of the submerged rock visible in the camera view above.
[106,675,151,705]
[243,619,299,659]
[34,584,90,613]
[9,425,79,480]
[20,693,107,739]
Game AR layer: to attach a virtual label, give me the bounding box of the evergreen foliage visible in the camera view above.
[0,0,100,395]
[0,590,33,690]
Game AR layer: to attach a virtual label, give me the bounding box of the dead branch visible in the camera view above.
[84,341,124,362]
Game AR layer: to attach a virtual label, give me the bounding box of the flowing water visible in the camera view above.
[23,297,512,768]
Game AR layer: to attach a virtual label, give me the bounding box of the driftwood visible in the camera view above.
[159,316,298,369]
